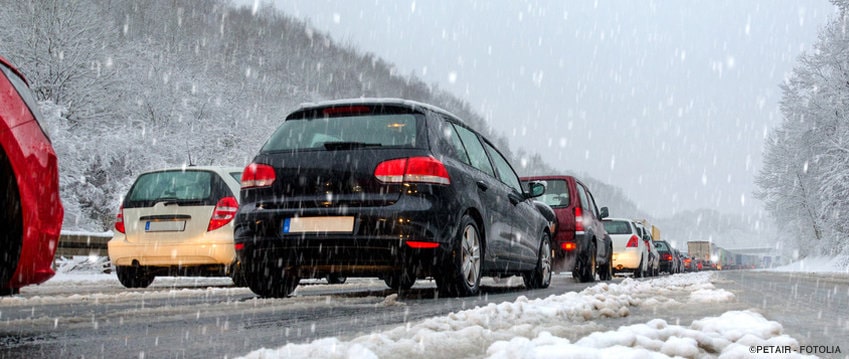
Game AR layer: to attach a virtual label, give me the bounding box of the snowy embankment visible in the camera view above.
[239,272,812,359]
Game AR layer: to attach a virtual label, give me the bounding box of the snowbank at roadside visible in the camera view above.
[239,272,813,359]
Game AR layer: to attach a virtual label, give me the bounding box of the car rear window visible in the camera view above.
[126,170,214,206]
[654,241,670,252]
[530,179,570,208]
[261,113,421,152]
[603,220,632,235]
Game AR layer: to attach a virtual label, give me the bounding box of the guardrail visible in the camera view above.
[56,232,112,257]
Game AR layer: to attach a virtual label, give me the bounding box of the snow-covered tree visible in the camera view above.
[757,0,848,257]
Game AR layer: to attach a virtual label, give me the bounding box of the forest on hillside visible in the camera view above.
[0,0,644,231]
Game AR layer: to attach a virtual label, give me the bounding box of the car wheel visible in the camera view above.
[229,261,249,287]
[523,232,552,289]
[0,152,23,288]
[326,274,347,284]
[116,265,155,288]
[599,245,613,281]
[436,215,482,297]
[383,269,415,290]
[634,257,645,278]
[244,260,299,298]
[573,241,597,283]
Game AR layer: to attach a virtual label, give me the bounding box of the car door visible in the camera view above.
[482,140,538,265]
[583,184,611,263]
[451,124,514,267]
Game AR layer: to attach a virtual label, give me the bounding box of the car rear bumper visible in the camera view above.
[613,250,641,270]
[234,197,457,277]
[108,234,237,267]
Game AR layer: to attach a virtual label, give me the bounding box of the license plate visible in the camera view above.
[145,220,186,232]
[282,216,355,234]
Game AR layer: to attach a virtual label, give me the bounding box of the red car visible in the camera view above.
[521,175,613,283]
[0,55,64,295]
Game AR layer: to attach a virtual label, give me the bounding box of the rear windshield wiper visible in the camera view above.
[323,141,383,150]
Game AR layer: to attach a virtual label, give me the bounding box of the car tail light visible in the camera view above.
[574,207,584,232]
[406,241,440,249]
[114,205,125,234]
[242,163,276,188]
[234,243,245,251]
[662,253,673,261]
[561,242,577,251]
[626,235,639,248]
[374,156,450,185]
[208,196,239,232]
[323,106,370,116]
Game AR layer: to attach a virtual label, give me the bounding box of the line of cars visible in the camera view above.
[0,61,672,298]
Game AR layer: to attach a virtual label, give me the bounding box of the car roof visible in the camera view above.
[520,175,576,181]
[295,98,462,121]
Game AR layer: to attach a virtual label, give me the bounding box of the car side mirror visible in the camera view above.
[600,206,609,219]
[527,181,545,198]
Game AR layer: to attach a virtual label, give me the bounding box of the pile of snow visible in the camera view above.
[770,255,849,274]
[238,273,808,359]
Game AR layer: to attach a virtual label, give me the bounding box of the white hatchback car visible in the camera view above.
[602,218,650,277]
[108,166,244,288]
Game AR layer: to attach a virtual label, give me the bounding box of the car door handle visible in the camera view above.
[476,181,489,192]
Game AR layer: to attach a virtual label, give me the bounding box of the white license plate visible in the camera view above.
[145,220,186,232]
[282,216,355,234]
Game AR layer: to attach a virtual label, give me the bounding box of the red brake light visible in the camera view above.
[562,242,577,251]
[114,205,125,234]
[375,156,450,185]
[234,242,245,251]
[574,207,584,232]
[663,253,673,261]
[208,196,239,232]
[242,163,276,188]
[322,106,370,116]
[626,235,639,248]
[406,241,440,249]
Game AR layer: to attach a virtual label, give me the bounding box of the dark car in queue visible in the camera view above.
[234,98,553,298]
[653,240,677,274]
[1,55,64,295]
[519,175,613,283]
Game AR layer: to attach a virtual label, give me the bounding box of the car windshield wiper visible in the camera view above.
[322,141,383,150]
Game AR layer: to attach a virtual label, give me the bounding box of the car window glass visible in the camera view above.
[482,141,522,192]
[577,184,589,213]
[528,179,569,207]
[603,220,631,235]
[585,186,601,218]
[128,171,213,203]
[262,114,420,152]
[453,124,495,177]
[229,172,243,184]
[442,121,471,165]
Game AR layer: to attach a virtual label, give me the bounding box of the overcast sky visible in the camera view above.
[241,0,836,218]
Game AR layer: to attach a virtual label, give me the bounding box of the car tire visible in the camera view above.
[244,260,299,298]
[0,152,23,288]
[574,241,597,283]
[599,244,613,281]
[384,269,415,290]
[523,232,552,289]
[634,257,645,278]
[116,265,155,288]
[326,274,347,284]
[436,215,482,297]
[229,261,249,287]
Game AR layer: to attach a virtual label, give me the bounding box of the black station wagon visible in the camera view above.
[234,98,553,297]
